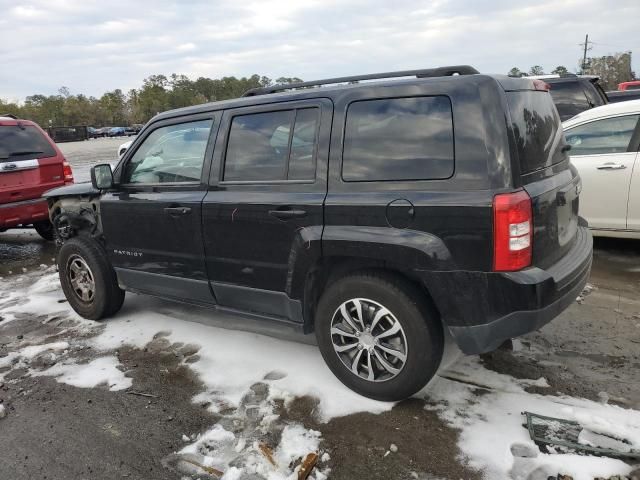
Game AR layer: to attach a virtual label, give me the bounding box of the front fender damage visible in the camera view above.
[47,194,102,244]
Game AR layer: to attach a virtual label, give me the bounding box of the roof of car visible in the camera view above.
[151,73,534,123]
[0,116,37,126]
[563,98,640,127]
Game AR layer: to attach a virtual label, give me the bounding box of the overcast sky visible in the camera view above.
[1,0,638,101]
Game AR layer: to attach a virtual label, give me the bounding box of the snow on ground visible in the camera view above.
[429,355,638,480]
[33,355,132,391]
[2,270,639,479]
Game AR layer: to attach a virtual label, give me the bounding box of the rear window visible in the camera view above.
[0,125,57,161]
[506,91,568,174]
[548,82,589,107]
[342,96,454,182]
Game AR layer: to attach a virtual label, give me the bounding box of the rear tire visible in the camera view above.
[34,221,55,241]
[315,271,443,401]
[57,237,125,320]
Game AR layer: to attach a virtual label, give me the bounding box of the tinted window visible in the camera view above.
[123,119,212,184]
[0,125,56,161]
[549,82,589,105]
[506,91,568,174]
[224,108,319,182]
[289,109,320,180]
[565,115,639,156]
[342,96,454,182]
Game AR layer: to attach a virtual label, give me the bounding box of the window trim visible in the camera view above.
[219,104,322,186]
[340,95,456,183]
[117,113,217,190]
[564,113,640,156]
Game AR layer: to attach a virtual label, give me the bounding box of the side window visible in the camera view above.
[342,96,454,182]
[223,108,319,182]
[123,119,213,184]
[565,115,639,156]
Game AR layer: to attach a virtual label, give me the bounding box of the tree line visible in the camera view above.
[0,74,302,128]
[507,52,635,90]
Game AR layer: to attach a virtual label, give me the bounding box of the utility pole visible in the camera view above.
[580,34,593,74]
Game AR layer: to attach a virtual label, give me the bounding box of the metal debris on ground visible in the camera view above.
[523,411,640,460]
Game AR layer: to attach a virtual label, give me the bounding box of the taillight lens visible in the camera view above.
[63,161,74,183]
[532,79,551,91]
[493,190,532,271]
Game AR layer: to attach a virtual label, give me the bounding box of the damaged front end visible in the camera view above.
[43,183,102,244]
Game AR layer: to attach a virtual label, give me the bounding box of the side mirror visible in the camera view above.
[91,164,114,190]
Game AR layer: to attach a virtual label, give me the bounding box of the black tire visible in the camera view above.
[34,221,55,241]
[57,237,125,320]
[315,271,443,401]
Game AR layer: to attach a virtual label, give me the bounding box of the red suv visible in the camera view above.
[0,115,73,240]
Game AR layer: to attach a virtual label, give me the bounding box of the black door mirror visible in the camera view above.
[91,164,114,190]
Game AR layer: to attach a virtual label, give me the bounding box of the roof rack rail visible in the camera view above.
[242,65,479,97]
[0,113,18,119]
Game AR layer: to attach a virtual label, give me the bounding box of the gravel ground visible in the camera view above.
[57,137,131,182]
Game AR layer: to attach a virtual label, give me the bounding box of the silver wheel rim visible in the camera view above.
[67,254,96,303]
[330,298,408,383]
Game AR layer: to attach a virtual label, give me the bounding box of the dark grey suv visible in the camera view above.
[44,66,593,400]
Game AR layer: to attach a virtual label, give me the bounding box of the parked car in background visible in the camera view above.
[108,127,126,137]
[530,75,608,121]
[563,99,640,239]
[618,81,640,91]
[93,127,111,138]
[118,140,132,158]
[44,67,592,401]
[88,127,100,139]
[607,90,640,103]
[0,114,74,240]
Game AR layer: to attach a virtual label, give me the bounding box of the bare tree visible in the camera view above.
[585,52,634,90]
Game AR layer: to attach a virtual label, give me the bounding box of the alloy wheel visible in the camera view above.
[330,298,408,383]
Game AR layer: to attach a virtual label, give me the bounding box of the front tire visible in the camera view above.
[34,221,55,241]
[57,237,125,320]
[315,272,443,401]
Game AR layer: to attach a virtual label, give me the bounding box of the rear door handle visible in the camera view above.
[268,209,307,219]
[164,206,192,216]
[597,163,626,170]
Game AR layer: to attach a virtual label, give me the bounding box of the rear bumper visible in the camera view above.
[0,197,49,229]
[420,225,593,354]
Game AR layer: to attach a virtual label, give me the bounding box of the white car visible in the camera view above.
[563,100,640,239]
[118,140,132,158]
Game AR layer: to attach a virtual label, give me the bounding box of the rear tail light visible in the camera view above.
[533,79,551,91]
[493,190,532,271]
[63,161,74,183]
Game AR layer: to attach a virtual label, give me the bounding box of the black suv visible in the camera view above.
[44,66,593,401]
[537,75,608,120]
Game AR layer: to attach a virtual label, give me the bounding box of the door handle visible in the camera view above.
[597,163,626,170]
[164,206,192,216]
[268,209,307,219]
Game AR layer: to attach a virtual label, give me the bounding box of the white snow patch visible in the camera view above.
[92,308,391,421]
[34,356,132,391]
[274,424,321,468]
[0,404,6,418]
[428,356,638,480]
[0,341,70,380]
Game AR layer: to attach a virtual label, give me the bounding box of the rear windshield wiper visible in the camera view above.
[0,150,44,159]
